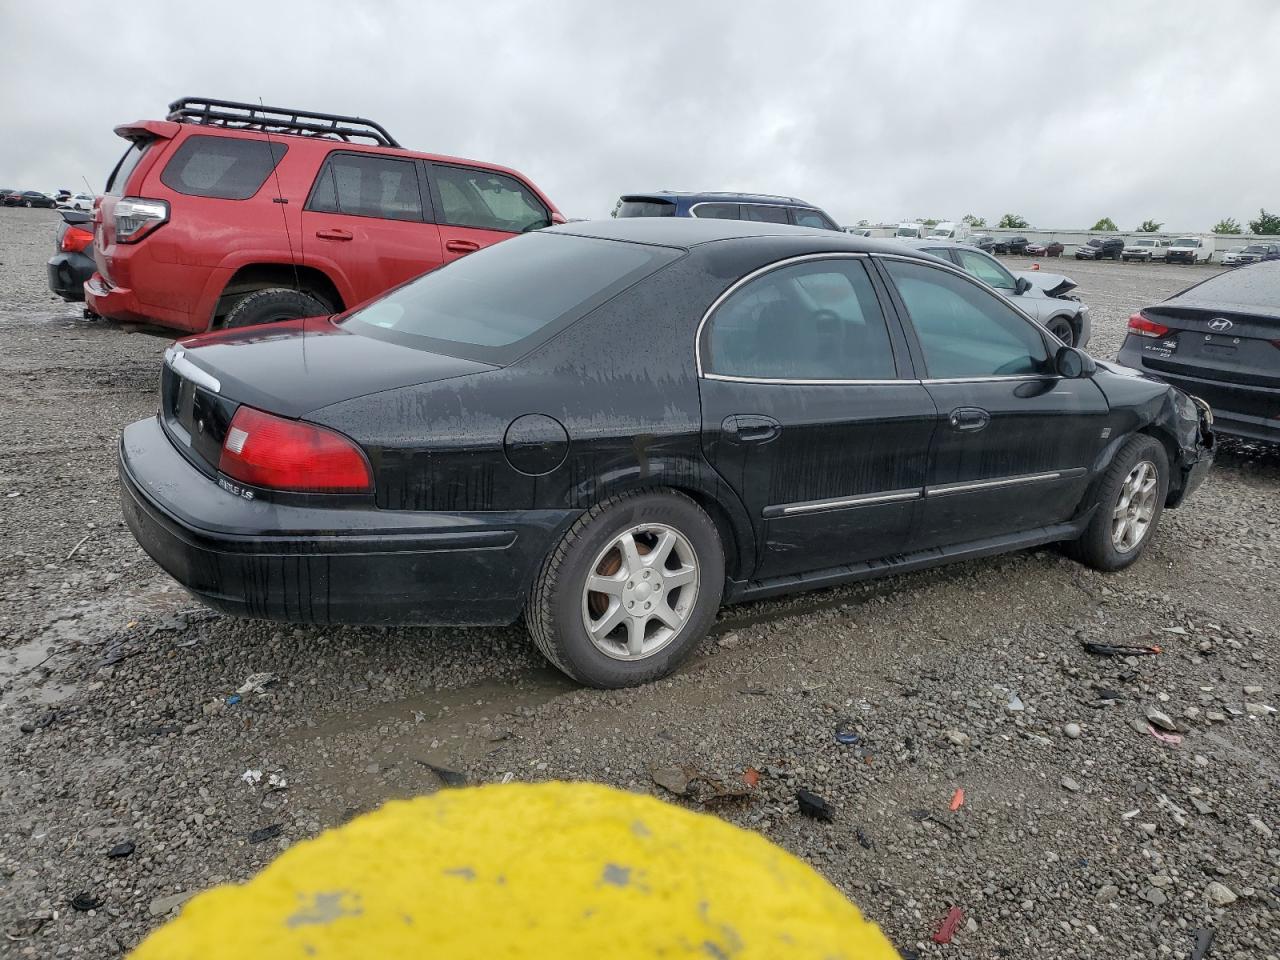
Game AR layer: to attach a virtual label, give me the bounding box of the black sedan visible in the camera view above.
[1118,260,1279,443]
[3,190,56,208]
[119,219,1214,687]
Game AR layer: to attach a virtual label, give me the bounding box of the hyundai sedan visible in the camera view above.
[120,219,1214,687]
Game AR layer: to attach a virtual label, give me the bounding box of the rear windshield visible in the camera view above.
[896,227,919,237]
[105,140,151,195]
[341,232,681,364]
[616,199,675,218]
[159,135,288,200]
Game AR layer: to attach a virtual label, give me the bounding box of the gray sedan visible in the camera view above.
[897,239,1091,348]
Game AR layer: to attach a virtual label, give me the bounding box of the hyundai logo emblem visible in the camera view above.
[1208,317,1233,332]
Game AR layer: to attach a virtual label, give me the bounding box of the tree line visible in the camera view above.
[955,210,1280,235]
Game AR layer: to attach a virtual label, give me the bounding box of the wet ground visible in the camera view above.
[1,207,1277,958]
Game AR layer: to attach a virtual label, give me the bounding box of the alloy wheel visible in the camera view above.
[581,523,699,660]
[1111,460,1158,553]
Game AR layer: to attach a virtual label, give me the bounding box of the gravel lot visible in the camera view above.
[1,207,1277,958]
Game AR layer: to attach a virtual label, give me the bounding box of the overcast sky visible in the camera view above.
[3,1,1277,230]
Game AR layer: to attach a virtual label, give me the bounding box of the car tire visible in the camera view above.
[1065,435,1169,572]
[221,287,332,328]
[526,489,725,688]
[1046,317,1075,347]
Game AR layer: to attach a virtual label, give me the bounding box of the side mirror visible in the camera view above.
[550,212,567,225]
[1055,344,1096,379]
[1014,276,1032,295]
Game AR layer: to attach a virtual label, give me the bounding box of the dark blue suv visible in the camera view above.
[614,191,840,230]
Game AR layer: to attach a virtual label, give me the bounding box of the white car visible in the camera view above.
[1220,246,1247,267]
[842,227,873,237]
[58,193,95,212]
[1121,237,1170,262]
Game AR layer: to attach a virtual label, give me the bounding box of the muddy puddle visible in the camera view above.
[276,669,576,821]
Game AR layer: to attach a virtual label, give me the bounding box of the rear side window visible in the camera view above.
[341,232,679,364]
[159,135,287,200]
[691,203,741,220]
[616,199,675,218]
[105,141,151,195]
[742,205,789,224]
[702,259,897,381]
[308,152,423,221]
[793,208,837,230]
[432,165,549,233]
[885,259,1049,380]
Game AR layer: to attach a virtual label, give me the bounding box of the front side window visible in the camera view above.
[308,152,423,221]
[432,165,548,233]
[884,259,1050,380]
[702,259,897,381]
[742,204,789,224]
[955,249,1016,291]
[160,135,287,200]
[691,203,741,220]
[342,232,678,364]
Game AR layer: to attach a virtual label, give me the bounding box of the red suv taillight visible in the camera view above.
[114,197,169,243]
[1127,312,1170,338]
[60,225,93,253]
[218,406,373,494]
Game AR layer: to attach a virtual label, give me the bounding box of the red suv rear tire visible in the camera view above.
[222,288,332,328]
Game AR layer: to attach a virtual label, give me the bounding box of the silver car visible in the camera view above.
[896,239,1091,348]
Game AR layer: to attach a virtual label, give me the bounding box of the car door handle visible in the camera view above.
[949,407,991,432]
[722,414,781,444]
[445,239,481,254]
[315,228,353,241]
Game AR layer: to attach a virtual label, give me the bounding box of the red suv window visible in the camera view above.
[307,152,425,222]
[160,135,288,200]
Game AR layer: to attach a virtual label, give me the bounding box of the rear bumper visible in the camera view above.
[119,416,578,625]
[86,272,151,324]
[1115,347,1280,444]
[46,251,95,302]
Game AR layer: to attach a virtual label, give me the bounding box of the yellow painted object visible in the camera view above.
[131,782,899,959]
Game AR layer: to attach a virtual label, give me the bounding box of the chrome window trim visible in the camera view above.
[763,488,921,519]
[704,372,920,387]
[694,252,879,383]
[925,468,1085,498]
[164,345,221,394]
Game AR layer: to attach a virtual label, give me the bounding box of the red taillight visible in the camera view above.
[1128,313,1170,338]
[60,226,92,253]
[218,406,373,494]
[114,196,168,243]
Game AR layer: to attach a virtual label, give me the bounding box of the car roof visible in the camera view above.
[620,191,815,207]
[552,217,930,255]
[1167,260,1280,318]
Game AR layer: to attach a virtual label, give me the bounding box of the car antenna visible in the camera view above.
[80,175,95,195]
[258,98,303,298]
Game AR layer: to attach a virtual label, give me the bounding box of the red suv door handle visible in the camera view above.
[315,228,353,241]
[445,239,480,254]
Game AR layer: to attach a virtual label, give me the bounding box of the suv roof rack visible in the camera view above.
[166,97,402,148]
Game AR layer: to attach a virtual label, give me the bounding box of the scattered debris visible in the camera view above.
[225,693,242,706]
[796,788,833,822]
[834,719,860,745]
[1150,727,1184,747]
[1082,641,1161,657]
[1144,706,1179,732]
[949,788,965,811]
[647,763,750,803]
[425,762,468,788]
[650,765,691,796]
[742,767,761,789]
[1063,722,1082,739]
[236,672,279,695]
[248,824,283,844]
[1005,693,1025,713]
[267,773,288,791]
[1191,928,1215,960]
[65,532,93,560]
[18,711,57,734]
[1061,777,1082,793]
[241,769,263,786]
[944,729,970,748]
[856,828,874,850]
[932,906,963,944]
[106,841,135,858]
[1244,702,1276,717]
[69,892,101,912]
[5,917,47,942]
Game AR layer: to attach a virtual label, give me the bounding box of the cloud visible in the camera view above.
[2,0,1277,230]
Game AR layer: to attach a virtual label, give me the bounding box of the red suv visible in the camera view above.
[87,97,564,332]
